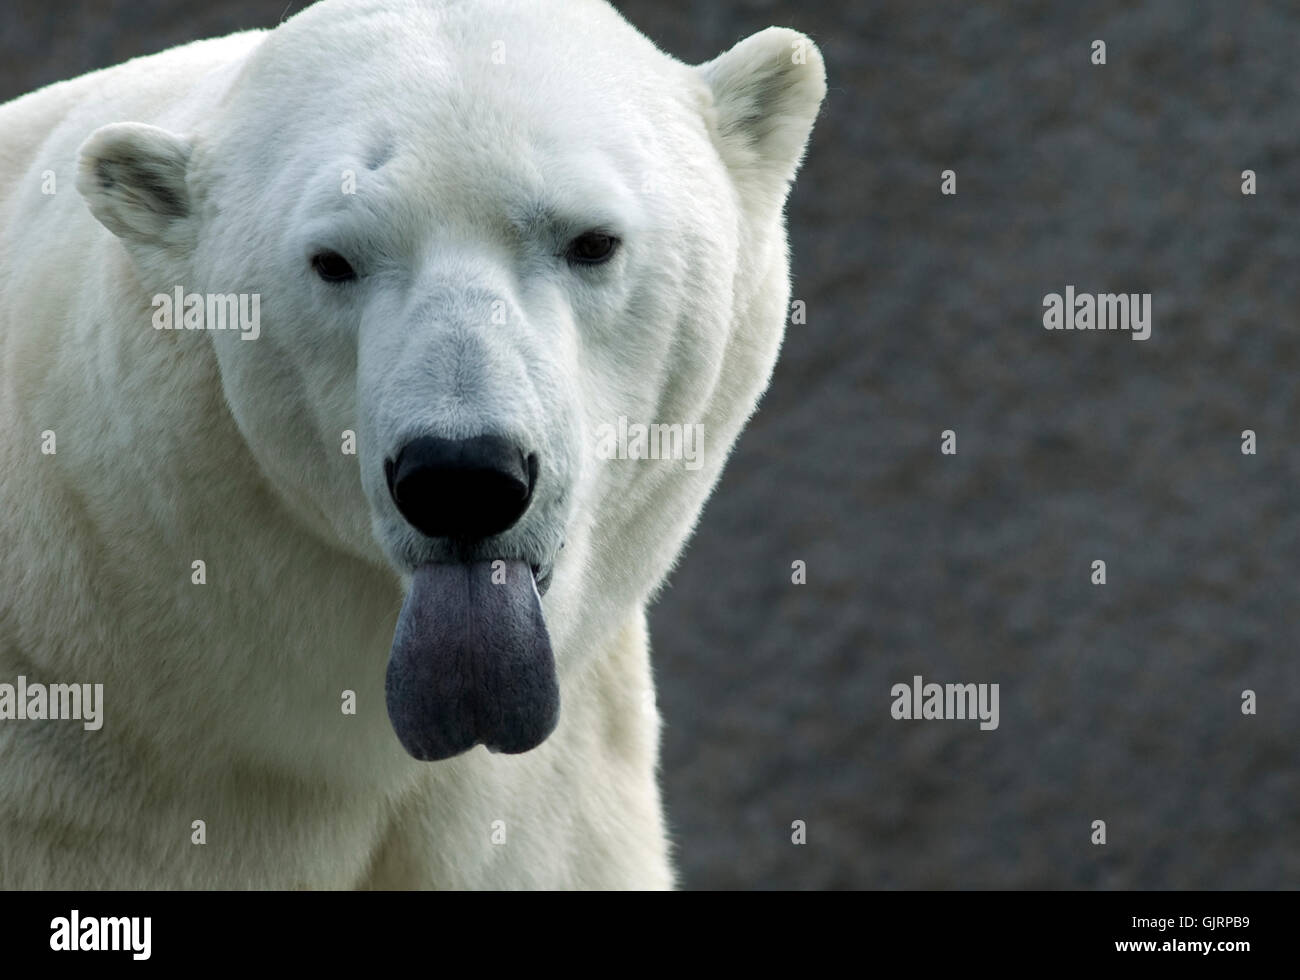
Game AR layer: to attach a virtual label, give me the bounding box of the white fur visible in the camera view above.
[0,0,824,888]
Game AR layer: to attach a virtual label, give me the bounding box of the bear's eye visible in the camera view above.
[565,231,619,266]
[311,250,357,283]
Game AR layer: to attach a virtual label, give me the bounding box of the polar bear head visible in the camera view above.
[76,0,824,760]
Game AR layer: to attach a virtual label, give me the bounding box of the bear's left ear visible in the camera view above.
[697,27,827,200]
[76,122,196,256]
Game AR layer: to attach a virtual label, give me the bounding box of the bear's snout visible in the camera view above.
[385,434,537,542]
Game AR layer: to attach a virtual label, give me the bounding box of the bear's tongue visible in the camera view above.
[385,560,559,761]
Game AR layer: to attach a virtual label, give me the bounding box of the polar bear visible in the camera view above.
[0,0,823,888]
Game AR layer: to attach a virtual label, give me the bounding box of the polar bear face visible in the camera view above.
[77,0,824,760]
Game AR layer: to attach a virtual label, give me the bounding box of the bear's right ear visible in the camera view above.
[697,27,827,203]
[76,122,196,255]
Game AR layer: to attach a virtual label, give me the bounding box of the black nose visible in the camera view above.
[386,435,536,540]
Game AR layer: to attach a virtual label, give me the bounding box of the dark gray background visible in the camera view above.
[4,0,1296,889]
